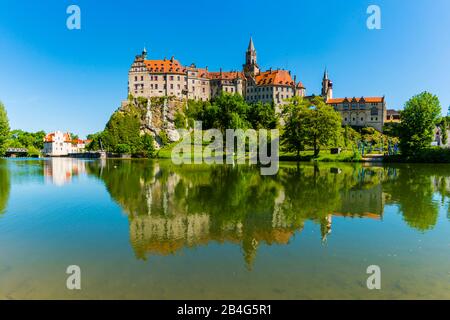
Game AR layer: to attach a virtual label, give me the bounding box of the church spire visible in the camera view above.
[323,67,328,80]
[243,36,259,77]
[248,37,255,52]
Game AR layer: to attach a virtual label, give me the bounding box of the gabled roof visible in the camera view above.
[255,70,295,86]
[144,58,185,74]
[327,97,384,104]
[44,132,72,143]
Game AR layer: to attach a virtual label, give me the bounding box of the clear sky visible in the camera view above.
[0,0,449,137]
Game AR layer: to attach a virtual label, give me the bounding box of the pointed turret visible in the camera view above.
[248,37,255,51]
[323,67,328,80]
[321,68,333,101]
[244,37,259,77]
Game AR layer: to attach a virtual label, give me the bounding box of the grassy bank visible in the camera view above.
[156,142,365,162]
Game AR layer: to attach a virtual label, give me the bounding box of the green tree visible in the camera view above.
[304,97,342,157]
[116,144,131,154]
[0,101,10,156]
[247,102,278,129]
[280,97,310,159]
[102,105,143,154]
[439,117,448,146]
[399,92,441,156]
[141,134,155,158]
[209,93,250,130]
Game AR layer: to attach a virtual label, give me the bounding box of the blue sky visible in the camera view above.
[0,0,449,137]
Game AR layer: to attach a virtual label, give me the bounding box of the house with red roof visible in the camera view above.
[43,131,90,156]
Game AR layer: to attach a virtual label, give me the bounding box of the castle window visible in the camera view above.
[134,76,137,81]
[170,76,174,81]
[371,107,378,116]
[170,84,173,89]
[141,76,144,81]
[177,76,181,81]
[154,76,158,80]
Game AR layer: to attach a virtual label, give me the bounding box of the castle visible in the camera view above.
[128,38,387,131]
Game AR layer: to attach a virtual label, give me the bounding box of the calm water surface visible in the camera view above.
[0,158,449,299]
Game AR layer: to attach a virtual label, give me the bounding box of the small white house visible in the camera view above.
[43,131,89,156]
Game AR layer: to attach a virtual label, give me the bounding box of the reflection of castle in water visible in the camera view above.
[43,158,88,186]
[126,165,299,268]
[87,162,447,267]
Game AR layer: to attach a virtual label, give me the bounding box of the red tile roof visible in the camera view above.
[255,70,295,86]
[44,132,72,143]
[144,58,185,74]
[327,97,384,104]
[44,133,55,143]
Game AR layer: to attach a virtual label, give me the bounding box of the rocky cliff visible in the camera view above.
[120,96,184,148]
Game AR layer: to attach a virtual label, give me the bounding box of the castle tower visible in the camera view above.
[243,37,260,77]
[321,68,333,101]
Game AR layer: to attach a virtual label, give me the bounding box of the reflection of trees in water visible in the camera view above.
[88,160,450,266]
[381,165,450,231]
[0,160,10,215]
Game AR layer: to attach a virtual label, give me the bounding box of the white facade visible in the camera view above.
[43,131,83,156]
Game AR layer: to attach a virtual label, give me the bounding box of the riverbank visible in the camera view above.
[155,143,384,163]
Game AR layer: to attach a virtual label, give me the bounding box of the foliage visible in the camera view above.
[116,144,131,154]
[101,105,143,154]
[383,122,401,139]
[281,96,342,158]
[385,147,450,163]
[0,101,10,156]
[280,97,309,158]
[6,129,46,151]
[26,146,41,157]
[141,134,156,158]
[158,130,169,146]
[438,117,448,146]
[399,92,441,156]
[174,111,186,129]
[247,102,278,129]
[342,125,361,148]
[86,132,103,151]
